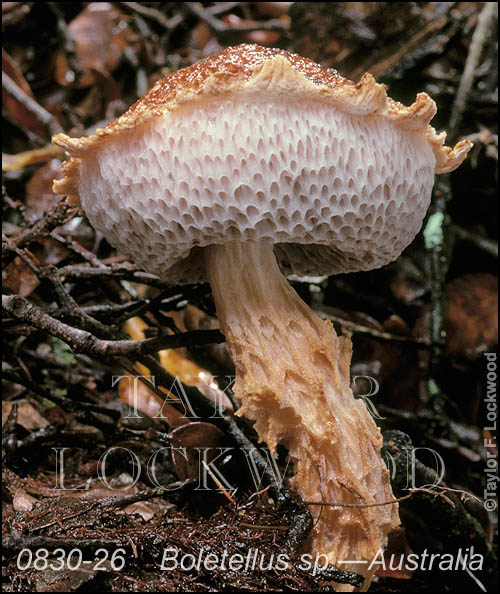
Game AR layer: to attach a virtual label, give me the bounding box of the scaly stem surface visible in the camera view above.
[205,241,399,589]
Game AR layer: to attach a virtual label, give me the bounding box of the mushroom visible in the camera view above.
[52,44,471,588]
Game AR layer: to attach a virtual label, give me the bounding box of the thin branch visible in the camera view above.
[119,2,182,30]
[2,294,224,358]
[317,309,431,348]
[451,224,498,258]
[50,231,104,267]
[80,300,145,319]
[2,200,75,265]
[409,486,455,508]
[6,244,115,339]
[50,230,143,301]
[43,265,116,338]
[304,485,480,510]
[304,493,412,508]
[57,263,168,287]
[185,2,288,34]
[448,2,498,142]
[207,2,244,16]
[2,72,64,137]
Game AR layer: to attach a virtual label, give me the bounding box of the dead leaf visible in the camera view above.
[55,2,137,88]
[2,49,47,137]
[383,314,410,336]
[118,370,187,427]
[13,490,38,512]
[34,568,98,592]
[25,159,63,215]
[222,14,282,45]
[120,317,233,421]
[445,273,498,358]
[2,401,49,431]
[121,501,156,521]
[30,237,71,267]
[414,273,498,359]
[170,421,225,482]
[254,2,293,18]
[190,22,212,51]
[2,257,40,297]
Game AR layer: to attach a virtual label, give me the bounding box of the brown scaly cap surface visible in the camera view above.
[53,44,471,204]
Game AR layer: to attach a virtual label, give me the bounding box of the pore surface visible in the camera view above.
[79,97,435,282]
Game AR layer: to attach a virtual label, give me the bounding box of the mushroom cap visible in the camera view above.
[53,44,471,283]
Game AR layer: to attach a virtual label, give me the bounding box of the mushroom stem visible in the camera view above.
[205,241,399,589]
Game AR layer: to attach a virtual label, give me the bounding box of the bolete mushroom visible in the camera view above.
[52,44,471,588]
